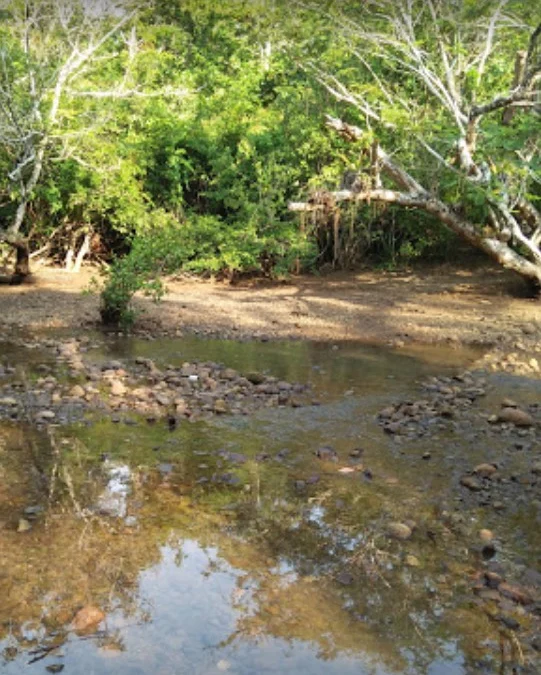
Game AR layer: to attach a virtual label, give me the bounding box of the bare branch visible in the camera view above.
[470,88,539,119]
[426,0,461,105]
[476,0,508,87]
[308,64,380,122]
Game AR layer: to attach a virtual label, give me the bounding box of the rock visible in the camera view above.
[17,518,32,533]
[532,635,541,652]
[135,356,151,366]
[384,422,402,435]
[0,397,18,406]
[110,380,127,397]
[479,529,494,543]
[216,473,240,486]
[461,476,483,491]
[499,583,533,606]
[474,463,498,478]
[378,406,396,420]
[245,372,265,385]
[438,405,455,419]
[476,589,501,602]
[24,505,43,519]
[175,400,189,415]
[220,368,238,381]
[132,387,151,401]
[72,605,105,632]
[336,570,354,586]
[219,450,246,465]
[69,385,85,398]
[522,323,537,335]
[349,448,364,458]
[501,398,518,408]
[497,407,535,427]
[315,446,338,462]
[485,571,503,589]
[46,666,65,674]
[387,522,413,540]
[532,462,541,475]
[154,393,171,407]
[405,554,421,567]
[214,399,228,414]
[522,568,541,588]
[36,410,55,421]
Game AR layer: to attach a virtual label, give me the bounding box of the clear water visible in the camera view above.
[1,336,539,674]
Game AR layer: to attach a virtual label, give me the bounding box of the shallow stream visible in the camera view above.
[1,336,540,674]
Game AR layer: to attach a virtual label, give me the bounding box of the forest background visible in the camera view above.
[1,0,540,325]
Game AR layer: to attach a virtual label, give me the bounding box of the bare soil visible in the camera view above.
[1,261,540,353]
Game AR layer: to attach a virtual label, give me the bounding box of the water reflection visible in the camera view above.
[0,337,539,674]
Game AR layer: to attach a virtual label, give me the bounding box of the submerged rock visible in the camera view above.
[315,446,338,462]
[336,570,354,586]
[499,583,533,606]
[405,554,421,567]
[72,605,105,632]
[387,522,413,540]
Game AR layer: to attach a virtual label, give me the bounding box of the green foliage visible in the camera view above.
[3,0,539,318]
[99,213,318,326]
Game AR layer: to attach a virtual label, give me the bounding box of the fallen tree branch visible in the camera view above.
[289,187,541,284]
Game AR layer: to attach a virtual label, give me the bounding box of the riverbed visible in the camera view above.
[1,333,540,674]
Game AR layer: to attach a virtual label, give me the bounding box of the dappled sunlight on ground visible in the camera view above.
[0,263,539,351]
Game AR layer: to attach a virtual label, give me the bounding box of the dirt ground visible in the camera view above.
[1,261,540,354]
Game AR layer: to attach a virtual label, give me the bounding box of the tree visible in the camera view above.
[0,0,140,279]
[289,0,541,291]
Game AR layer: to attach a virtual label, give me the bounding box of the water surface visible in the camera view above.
[1,336,539,674]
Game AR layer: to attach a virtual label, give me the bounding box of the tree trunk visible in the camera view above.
[290,116,541,293]
[0,237,31,284]
[0,233,30,283]
[11,239,30,283]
